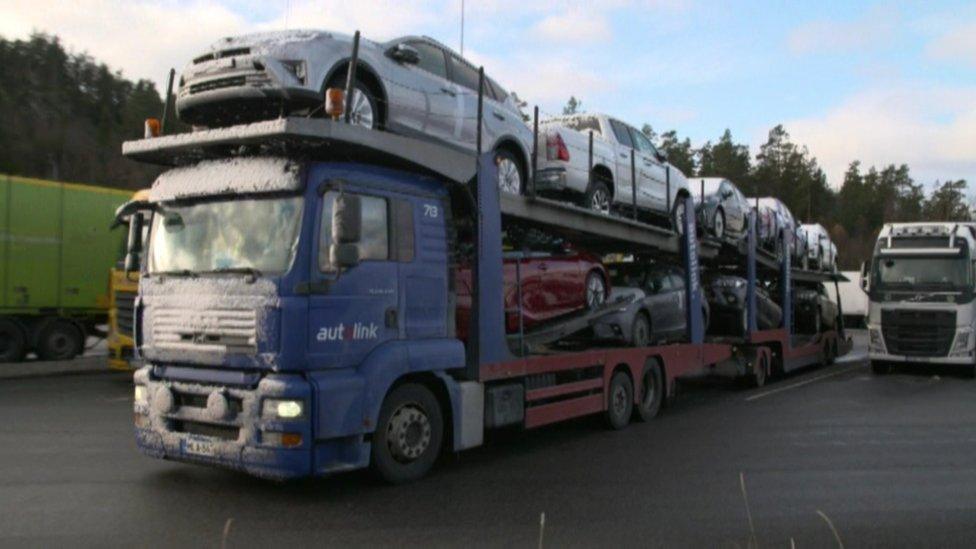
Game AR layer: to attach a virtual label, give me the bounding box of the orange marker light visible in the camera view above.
[144,118,161,138]
[281,433,302,447]
[325,88,345,120]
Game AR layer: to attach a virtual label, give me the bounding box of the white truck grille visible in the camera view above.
[151,308,258,354]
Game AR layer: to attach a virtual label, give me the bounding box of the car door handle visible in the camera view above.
[492,110,505,121]
[620,152,628,159]
[440,87,456,97]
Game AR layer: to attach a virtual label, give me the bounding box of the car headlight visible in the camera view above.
[134,385,148,406]
[869,327,885,354]
[262,398,304,419]
[950,328,973,357]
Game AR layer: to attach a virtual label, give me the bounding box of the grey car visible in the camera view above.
[705,275,782,336]
[692,177,750,242]
[594,264,709,347]
[177,30,534,193]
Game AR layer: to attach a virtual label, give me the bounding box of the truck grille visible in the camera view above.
[882,309,956,357]
[151,307,258,354]
[115,290,137,338]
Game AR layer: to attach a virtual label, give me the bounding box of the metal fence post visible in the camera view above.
[530,105,538,198]
[587,131,594,190]
[344,30,360,124]
[630,149,637,220]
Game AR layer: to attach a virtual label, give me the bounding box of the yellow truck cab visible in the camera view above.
[107,189,149,370]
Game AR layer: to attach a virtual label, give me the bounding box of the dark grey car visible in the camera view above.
[593,264,709,347]
[177,31,534,194]
[793,283,838,333]
[705,275,782,336]
[692,177,750,242]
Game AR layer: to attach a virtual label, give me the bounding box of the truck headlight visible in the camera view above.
[262,398,304,419]
[950,328,973,357]
[134,385,148,406]
[869,327,886,354]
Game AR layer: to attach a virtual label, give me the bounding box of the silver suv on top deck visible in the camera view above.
[176,30,534,193]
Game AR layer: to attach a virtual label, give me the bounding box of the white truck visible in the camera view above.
[864,222,976,375]
[533,113,691,231]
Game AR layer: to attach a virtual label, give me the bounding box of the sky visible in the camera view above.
[2,0,975,192]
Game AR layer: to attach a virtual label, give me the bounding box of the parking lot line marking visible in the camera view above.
[745,368,853,402]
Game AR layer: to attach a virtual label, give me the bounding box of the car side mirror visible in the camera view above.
[387,43,420,65]
[331,193,362,270]
[124,212,144,274]
[655,150,668,162]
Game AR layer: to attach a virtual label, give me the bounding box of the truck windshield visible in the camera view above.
[874,255,971,290]
[149,195,303,275]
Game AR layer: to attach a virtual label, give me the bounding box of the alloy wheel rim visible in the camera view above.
[497,157,521,195]
[587,277,605,307]
[714,212,724,238]
[347,89,375,129]
[591,189,610,214]
[612,384,628,418]
[386,403,431,463]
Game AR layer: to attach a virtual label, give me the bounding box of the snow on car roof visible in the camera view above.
[150,157,302,203]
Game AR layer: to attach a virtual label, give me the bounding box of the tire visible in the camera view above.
[325,77,378,129]
[672,197,688,235]
[752,354,768,388]
[870,360,889,375]
[583,179,612,215]
[494,148,523,196]
[605,371,634,430]
[636,360,664,422]
[824,338,836,365]
[585,271,607,310]
[713,208,726,239]
[37,320,83,361]
[0,318,27,363]
[371,383,444,484]
[631,313,650,348]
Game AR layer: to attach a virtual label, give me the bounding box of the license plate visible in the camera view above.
[185,437,217,457]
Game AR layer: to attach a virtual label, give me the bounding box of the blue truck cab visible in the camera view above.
[132,155,486,481]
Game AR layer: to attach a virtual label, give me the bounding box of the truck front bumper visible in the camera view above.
[868,324,975,366]
[133,366,320,480]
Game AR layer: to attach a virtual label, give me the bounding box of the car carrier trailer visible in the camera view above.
[123,81,848,483]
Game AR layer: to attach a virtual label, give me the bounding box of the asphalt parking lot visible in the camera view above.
[3,334,976,547]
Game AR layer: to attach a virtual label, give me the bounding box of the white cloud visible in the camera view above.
[464,49,610,107]
[788,8,897,55]
[533,10,611,43]
[785,86,976,189]
[926,21,976,67]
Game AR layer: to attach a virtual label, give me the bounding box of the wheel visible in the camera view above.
[325,77,378,129]
[825,338,836,365]
[752,354,768,388]
[636,360,664,422]
[583,179,611,215]
[870,360,889,375]
[0,318,27,363]
[605,371,634,430]
[37,320,83,361]
[672,198,688,235]
[371,383,444,484]
[631,313,650,347]
[494,148,523,196]
[585,271,607,310]
[713,208,726,239]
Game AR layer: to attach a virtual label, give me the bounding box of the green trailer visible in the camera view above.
[0,175,131,362]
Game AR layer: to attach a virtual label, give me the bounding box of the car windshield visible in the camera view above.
[608,265,646,287]
[874,255,971,290]
[149,195,304,275]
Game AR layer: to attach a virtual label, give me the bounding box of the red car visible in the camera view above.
[455,250,610,340]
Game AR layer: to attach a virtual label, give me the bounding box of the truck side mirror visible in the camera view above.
[331,193,362,270]
[124,212,144,274]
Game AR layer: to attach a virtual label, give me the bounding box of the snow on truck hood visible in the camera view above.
[150,157,303,202]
